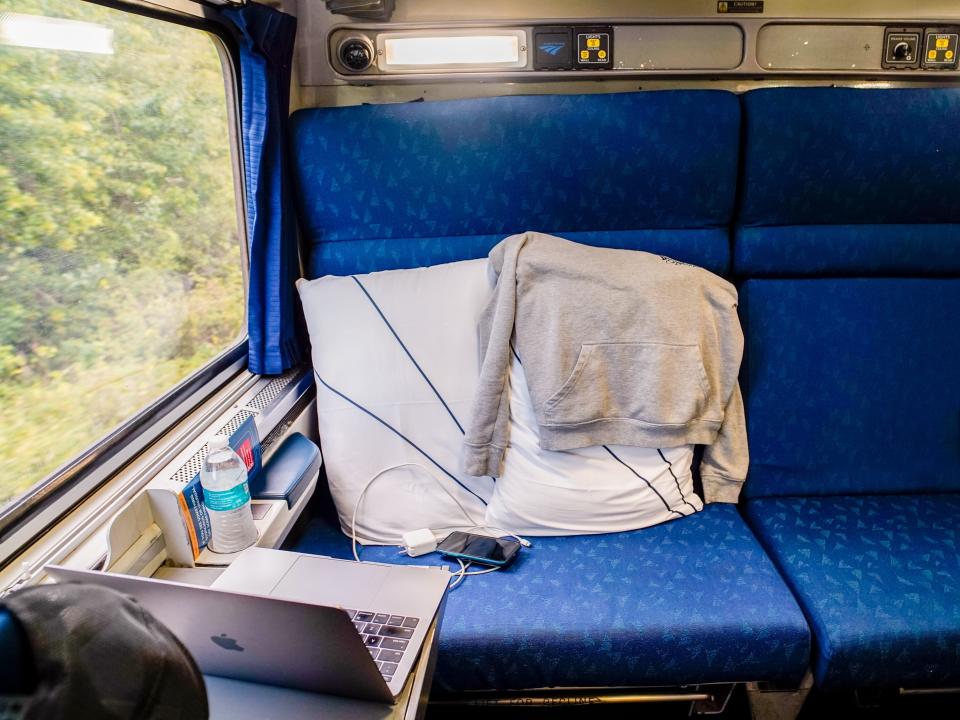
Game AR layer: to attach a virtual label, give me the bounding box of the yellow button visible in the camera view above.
[598,50,607,59]
[936,37,950,48]
[948,50,955,59]
[580,50,589,59]
[587,37,600,48]
[929,49,938,59]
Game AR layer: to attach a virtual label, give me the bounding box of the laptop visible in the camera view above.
[46,549,449,704]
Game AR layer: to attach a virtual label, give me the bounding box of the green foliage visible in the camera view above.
[0,0,244,504]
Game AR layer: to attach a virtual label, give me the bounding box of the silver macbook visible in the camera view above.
[46,549,448,704]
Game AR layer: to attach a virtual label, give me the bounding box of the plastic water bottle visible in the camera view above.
[200,436,257,553]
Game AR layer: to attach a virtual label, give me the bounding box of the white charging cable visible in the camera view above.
[448,558,502,590]
[349,464,532,590]
[444,528,531,591]
[350,463,486,562]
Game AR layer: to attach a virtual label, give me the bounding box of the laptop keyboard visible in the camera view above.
[343,609,420,683]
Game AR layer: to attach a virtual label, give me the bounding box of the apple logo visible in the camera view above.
[211,633,245,652]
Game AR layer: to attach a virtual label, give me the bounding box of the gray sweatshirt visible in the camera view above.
[462,232,748,504]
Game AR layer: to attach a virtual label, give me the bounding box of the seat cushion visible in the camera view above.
[286,503,810,692]
[290,90,740,277]
[745,495,960,689]
[740,278,960,498]
[736,224,960,277]
[308,228,732,280]
[736,87,960,275]
[740,87,960,228]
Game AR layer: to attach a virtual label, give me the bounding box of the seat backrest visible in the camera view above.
[737,87,960,498]
[289,90,741,278]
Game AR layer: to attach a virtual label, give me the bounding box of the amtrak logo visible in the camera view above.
[539,42,566,56]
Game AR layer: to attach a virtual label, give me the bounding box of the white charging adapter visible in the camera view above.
[401,528,438,557]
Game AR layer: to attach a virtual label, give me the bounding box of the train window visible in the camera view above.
[0,1,243,510]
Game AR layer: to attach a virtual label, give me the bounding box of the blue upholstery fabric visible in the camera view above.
[310,228,731,279]
[0,608,32,694]
[736,87,960,694]
[740,279,960,498]
[286,504,810,692]
[736,87,960,275]
[737,224,960,277]
[290,90,740,277]
[745,495,960,688]
[740,87,960,225]
[224,2,305,374]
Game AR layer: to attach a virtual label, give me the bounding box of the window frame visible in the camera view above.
[0,0,251,567]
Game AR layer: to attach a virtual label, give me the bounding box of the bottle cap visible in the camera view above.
[207,435,229,451]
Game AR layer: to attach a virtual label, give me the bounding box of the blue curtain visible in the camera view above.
[224,3,303,375]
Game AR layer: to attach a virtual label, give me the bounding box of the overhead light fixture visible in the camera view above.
[0,12,114,55]
[378,30,527,71]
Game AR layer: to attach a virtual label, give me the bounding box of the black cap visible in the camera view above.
[2,582,208,720]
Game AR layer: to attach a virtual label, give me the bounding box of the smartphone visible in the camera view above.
[437,531,522,567]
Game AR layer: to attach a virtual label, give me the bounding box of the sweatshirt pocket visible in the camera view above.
[543,342,709,426]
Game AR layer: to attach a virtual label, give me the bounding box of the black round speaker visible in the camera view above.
[339,38,374,72]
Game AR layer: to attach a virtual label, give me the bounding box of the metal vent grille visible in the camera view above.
[218,409,253,436]
[160,369,308,488]
[171,449,206,485]
[246,368,299,411]
[169,410,254,485]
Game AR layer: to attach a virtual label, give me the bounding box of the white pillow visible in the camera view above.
[484,355,703,536]
[297,260,496,545]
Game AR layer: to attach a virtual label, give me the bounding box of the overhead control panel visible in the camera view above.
[531,25,613,70]
[316,19,960,84]
[575,27,613,69]
[922,27,959,69]
[884,26,958,69]
[883,28,921,68]
[326,24,744,78]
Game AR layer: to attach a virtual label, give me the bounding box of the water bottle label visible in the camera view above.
[202,482,251,512]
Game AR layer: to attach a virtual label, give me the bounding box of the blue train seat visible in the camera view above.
[737,87,960,688]
[287,90,811,693]
[295,505,809,692]
[290,91,735,278]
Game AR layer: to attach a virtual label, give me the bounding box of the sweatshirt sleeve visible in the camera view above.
[700,381,749,503]
[699,284,749,504]
[462,234,527,477]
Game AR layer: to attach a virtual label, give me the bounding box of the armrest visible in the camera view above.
[249,433,321,509]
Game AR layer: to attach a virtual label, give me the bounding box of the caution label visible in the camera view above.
[717,1,764,13]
